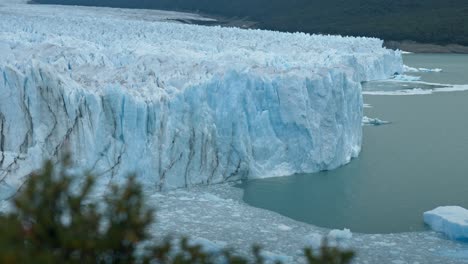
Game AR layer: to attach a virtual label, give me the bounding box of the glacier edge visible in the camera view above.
[0,3,403,190]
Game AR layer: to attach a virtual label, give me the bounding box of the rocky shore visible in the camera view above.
[385,40,468,54]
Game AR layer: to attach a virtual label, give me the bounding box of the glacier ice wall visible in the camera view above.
[0,3,403,190]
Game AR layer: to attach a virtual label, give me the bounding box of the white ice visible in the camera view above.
[404,65,443,73]
[0,1,402,190]
[363,84,468,96]
[362,116,390,126]
[392,74,421,82]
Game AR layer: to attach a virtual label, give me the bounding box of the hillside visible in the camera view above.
[34,0,468,46]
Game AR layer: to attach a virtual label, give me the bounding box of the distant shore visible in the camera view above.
[27,2,468,54]
[385,40,468,54]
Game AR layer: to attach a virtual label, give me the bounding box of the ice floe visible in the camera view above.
[424,206,468,241]
[362,116,391,126]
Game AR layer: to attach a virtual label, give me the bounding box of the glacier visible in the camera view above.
[0,1,402,190]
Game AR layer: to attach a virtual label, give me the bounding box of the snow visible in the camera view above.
[424,206,468,241]
[0,1,402,190]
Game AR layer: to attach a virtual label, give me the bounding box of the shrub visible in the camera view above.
[0,156,354,264]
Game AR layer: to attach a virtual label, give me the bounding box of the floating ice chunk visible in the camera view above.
[403,65,419,72]
[363,103,372,108]
[419,68,443,73]
[363,88,433,96]
[328,229,353,241]
[328,229,353,248]
[393,74,421,82]
[277,224,293,231]
[364,83,468,96]
[403,65,442,73]
[327,228,353,247]
[304,233,324,250]
[423,206,468,241]
[362,116,390,126]
[434,85,468,93]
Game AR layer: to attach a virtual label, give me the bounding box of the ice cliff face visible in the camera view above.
[0,3,403,190]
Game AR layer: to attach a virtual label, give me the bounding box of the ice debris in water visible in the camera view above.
[188,237,228,254]
[328,228,353,242]
[393,74,421,82]
[304,229,353,250]
[362,116,391,126]
[404,65,443,73]
[424,206,468,241]
[260,251,294,264]
[148,184,468,263]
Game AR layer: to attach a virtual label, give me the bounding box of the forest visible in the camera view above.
[35,0,468,46]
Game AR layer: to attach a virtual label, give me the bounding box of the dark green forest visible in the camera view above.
[35,0,468,45]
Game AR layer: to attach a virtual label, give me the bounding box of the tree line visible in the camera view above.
[35,0,468,46]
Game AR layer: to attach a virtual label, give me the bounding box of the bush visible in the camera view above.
[0,156,354,264]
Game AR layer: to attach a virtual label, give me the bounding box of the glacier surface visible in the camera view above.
[0,2,402,190]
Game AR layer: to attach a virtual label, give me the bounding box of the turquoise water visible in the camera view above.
[403,53,468,85]
[241,54,468,234]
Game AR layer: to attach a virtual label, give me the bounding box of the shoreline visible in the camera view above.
[26,2,468,54]
[385,40,468,54]
[148,182,467,263]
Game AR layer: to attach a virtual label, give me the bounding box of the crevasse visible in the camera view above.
[0,4,403,190]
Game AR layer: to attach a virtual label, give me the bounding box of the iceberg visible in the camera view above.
[424,206,468,241]
[0,2,402,190]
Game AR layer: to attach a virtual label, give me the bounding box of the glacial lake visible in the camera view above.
[241,54,468,234]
